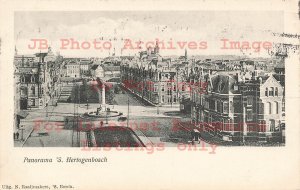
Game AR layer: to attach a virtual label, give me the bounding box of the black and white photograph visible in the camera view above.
[1,1,300,189]
[13,11,288,148]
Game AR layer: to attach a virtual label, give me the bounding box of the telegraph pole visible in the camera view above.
[157,72,161,115]
[127,96,130,127]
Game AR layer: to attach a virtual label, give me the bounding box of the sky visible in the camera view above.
[14,11,284,58]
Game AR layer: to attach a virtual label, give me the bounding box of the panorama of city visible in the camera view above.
[13,11,286,148]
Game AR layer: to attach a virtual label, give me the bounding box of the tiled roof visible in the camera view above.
[103,66,120,72]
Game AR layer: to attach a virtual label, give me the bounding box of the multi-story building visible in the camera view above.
[66,60,80,78]
[14,47,58,110]
[120,44,190,106]
[14,56,50,109]
[65,58,93,78]
[79,59,92,76]
[190,68,285,142]
[102,65,120,78]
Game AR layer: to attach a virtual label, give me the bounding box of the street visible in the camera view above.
[18,81,212,149]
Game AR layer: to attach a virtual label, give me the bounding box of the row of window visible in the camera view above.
[68,70,80,74]
[20,87,44,96]
[68,66,79,69]
[156,84,187,92]
[160,95,177,103]
[199,100,280,117]
[200,114,278,132]
[20,76,44,83]
[265,102,279,114]
[265,87,279,96]
[202,99,233,114]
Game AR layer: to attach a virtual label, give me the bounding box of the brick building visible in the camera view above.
[190,69,285,142]
[120,45,190,105]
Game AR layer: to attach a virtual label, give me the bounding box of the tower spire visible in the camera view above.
[15,45,18,55]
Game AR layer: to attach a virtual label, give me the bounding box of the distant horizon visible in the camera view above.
[15,11,284,58]
[15,51,278,62]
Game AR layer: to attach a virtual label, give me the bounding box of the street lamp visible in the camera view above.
[46,103,48,117]
[20,125,25,141]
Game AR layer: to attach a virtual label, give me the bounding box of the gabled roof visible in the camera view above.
[90,64,100,70]
[261,75,283,88]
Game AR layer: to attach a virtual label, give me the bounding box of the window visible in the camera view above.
[205,100,209,109]
[31,99,35,106]
[161,95,164,103]
[259,103,264,113]
[246,109,253,121]
[282,100,285,112]
[223,102,229,113]
[21,88,27,96]
[173,85,176,91]
[268,102,272,114]
[229,101,234,113]
[269,119,275,132]
[31,76,35,82]
[167,97,171,103]
[200,97,203,105]
[269,87,274,96]
[247,96,253,105]
[265,88,268,96]
[31,86,35,95]
[21,76,25,83]
[275,102,279,114]
[234,85,238,91]
[218,83,222,92]
[173,96,177,103]
[154,85,158,92]
[167,86,172,95]
[161,85,165,92]
[275,87,278,96]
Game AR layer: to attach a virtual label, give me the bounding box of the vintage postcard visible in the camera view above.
[0,0,299,189]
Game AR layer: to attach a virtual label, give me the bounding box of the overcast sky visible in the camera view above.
[14,11,284,57]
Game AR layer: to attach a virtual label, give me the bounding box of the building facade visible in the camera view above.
[14,57,49,109]
[190,69,285,142]
[66,61,80,78]
[120,46,190,106]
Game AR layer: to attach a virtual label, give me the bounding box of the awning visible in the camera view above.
[17,110,29,119]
